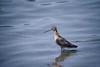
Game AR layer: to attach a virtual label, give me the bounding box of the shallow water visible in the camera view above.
[0,0,100,67]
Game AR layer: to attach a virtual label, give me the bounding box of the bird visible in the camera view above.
[44,26,78,52]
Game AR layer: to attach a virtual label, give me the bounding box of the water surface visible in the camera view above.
[0,0,100,67]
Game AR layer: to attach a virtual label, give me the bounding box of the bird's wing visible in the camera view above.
[56,37,72,46]
[62,37,72,45]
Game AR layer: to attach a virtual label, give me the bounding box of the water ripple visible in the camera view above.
[0,0,100,67]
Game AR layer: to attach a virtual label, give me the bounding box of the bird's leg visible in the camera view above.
[61,47,63,52]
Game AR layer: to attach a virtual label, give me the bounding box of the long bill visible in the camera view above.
[44,29,52,33]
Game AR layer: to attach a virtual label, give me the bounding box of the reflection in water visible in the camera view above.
[48,50,77,67]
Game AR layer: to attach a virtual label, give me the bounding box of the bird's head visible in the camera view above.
[44,25,58,33]
[51,25,57,31]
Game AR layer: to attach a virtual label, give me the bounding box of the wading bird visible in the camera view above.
[44,26,78,52]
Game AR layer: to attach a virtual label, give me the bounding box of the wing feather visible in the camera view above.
[56,37,72,47]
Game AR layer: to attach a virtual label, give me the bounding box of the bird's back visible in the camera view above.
[56,36,77,48]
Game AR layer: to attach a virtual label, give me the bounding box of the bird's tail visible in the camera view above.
[68,44,78,48]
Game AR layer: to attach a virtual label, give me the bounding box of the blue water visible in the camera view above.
[0,0,100,67]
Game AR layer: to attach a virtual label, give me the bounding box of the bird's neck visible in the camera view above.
[53,31,59,41]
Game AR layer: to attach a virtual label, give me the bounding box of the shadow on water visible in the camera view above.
[0,25,13,27]
[56,1,68,4]
[48,50,77,67]
[26,0,35,2]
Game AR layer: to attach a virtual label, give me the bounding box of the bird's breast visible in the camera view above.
[53,31,59,41]
[53,35,59,41]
